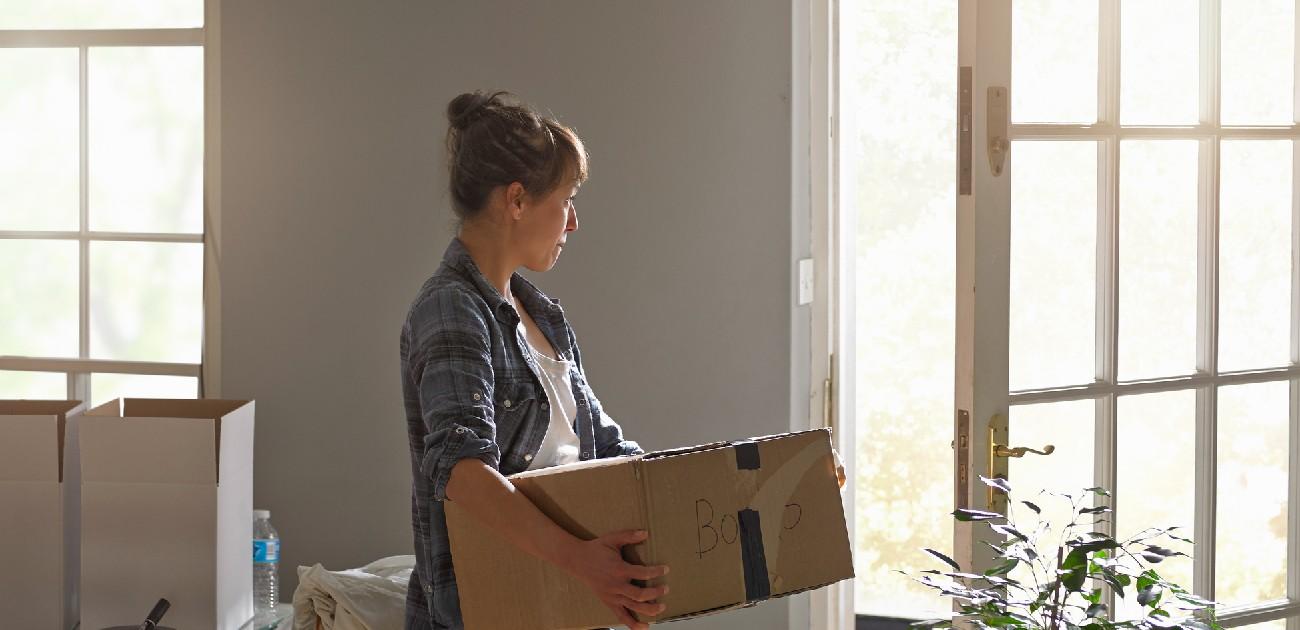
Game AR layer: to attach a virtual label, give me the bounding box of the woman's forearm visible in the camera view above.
[444,457,582,570]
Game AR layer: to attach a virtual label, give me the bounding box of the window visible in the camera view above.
[0,3,210,406]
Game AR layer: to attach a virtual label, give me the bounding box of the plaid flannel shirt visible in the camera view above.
[401,237,643,629]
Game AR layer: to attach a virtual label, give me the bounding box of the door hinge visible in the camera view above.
[822,353,836,431]
[959,66,972,195]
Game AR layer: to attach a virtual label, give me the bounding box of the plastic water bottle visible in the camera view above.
[253,509,280,614]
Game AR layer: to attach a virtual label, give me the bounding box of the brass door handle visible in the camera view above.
[993,444,1055,458]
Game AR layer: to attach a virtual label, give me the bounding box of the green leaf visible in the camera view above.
[1068,534,1120,553]
[1085,603,1108,619]
[1084,486,1113,497]
[1172,592,1215,607]
[1148,613,1182,628]
[981,615,1028,627]
[1021,500,1042,514]
[954,509,1004,522]
[1138,584,1163,608]
[983,541,1009,556]
[1062,548,1089,591]
[1101,568,1128,599]
[984,559,1019,576]
[1141,546,1183,563]
[991,523,1031,543]
[980,475,1012,494]
[1007,542,1039,563]
[924,548,963,572]
[1084,588,1102,604]
[1136,572,1158,592]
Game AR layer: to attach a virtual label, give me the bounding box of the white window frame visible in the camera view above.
[0,1,222,402]
[801,0,851,629]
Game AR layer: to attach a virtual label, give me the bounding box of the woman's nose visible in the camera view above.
[567,207,579,232]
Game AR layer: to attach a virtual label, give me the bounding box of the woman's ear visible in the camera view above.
[506,181,527,221]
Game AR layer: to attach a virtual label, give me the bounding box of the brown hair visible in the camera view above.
[445,90,589,222]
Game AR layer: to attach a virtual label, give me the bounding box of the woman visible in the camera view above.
[401,91,669,630]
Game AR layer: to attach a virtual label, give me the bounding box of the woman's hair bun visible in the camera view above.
[447,90,509,131]
[443,89,589,223]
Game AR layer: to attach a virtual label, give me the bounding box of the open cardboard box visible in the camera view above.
[0,400,83,629]
[78,398,255,630]
[447,427,853,629]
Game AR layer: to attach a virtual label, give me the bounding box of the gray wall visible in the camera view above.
[219,1,807,628]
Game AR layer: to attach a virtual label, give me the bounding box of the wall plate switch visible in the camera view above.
[798,258,814,305]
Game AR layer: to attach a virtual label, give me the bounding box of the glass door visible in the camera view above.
[955,2,1299,629]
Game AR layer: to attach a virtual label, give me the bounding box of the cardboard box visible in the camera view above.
[446,428,853,629]
[78,398,255,630]
[0,400,83,629]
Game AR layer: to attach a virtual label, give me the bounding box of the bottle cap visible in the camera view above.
[254,509,271,520]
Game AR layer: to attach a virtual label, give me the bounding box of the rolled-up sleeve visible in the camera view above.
[566,321,643,459]
[410,288,501,501]
[595,407,644,458]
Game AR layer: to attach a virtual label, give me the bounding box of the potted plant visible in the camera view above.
[909,476,1219,630]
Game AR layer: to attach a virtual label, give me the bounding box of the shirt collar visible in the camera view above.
[441,237,564,324]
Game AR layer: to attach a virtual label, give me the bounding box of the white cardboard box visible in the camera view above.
[0,400,83,629]
[79,398,255,630]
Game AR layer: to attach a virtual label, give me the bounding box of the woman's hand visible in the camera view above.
[832,447,846,488]
[557,529,670,630]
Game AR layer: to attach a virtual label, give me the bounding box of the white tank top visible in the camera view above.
[519,322,582,471]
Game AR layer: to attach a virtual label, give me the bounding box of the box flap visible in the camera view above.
[507,453,638,480]
[121,398,250,420]
[87,398,122,417]
[81,399,254,484]
[79,418,214,485]
[0,400,82,416]
[0,400,82,482]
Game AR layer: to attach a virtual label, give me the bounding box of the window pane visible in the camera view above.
[90,373,197,408]
[89,47,203,234]
[1220,141,1291,371]
[1119,141,1198,380]
[1121,0,1199,124]
[89,242,202,363]
[0,240,79,357]
[1010,141,1096,390]
[1006,399,1096,591]
[0,49,79,231]
[1116,390,1196,621]
[1222,0,1295,125]
[843,0,956,617]
[0,1,202,29]
[1012,0,1098,123]
[842,0,956,613]
[1216,382,1289,605]
[0,371,67,399]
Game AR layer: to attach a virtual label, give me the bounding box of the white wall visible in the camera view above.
[219,1,810,627]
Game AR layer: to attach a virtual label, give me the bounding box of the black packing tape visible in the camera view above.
[737,508,770,601]
[734,440,760,470]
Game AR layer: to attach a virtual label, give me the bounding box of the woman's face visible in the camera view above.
[516,179,579,272]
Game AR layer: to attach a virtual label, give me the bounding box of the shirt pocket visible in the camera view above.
[493,379,546,474]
